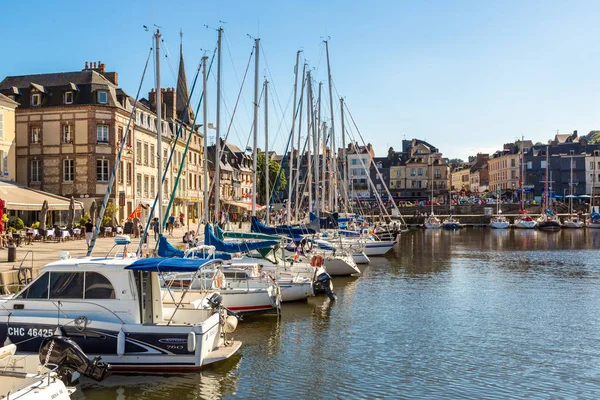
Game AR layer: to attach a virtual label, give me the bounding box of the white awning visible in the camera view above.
[0,181,83,211]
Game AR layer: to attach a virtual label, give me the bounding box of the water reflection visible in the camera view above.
[78,356,241,400]
[81,229,600,399]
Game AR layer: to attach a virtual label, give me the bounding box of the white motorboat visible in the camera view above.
[514,211,537,229]
[562,215,583,228]
[321,253,361,276]
[424,214,442,229]
[490,214,509,229]
[0,252,241,372]
[0,335,110,399]
[442,216,462,230]
[0,344,71,400]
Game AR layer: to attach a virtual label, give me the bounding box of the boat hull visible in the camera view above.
[324,256,361,276]
[0,313,238,372]
[352,253,371,264]
[537,222,561,231]
[363,241,395,256]
[562,220,583,229]
[514,220,537,229]
[490,221,509,229]
[442,223,461,230]
[424,222,441,229]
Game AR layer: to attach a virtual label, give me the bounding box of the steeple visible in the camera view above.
[176,29,194,124]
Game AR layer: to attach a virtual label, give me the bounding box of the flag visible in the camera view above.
[128,204,142,220]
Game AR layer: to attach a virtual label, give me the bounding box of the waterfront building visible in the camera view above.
[347,142,374,198]
[523,132,600,202]
[468,153,489,196]
[0,49,202,223]
[0,93,17,180]
[450,164,471,193]
[488,140,532,196]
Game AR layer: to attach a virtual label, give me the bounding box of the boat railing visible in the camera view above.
[3,363,61,399]
[50,300,126,325]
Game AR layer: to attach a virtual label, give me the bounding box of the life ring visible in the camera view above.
[311,255,323,268]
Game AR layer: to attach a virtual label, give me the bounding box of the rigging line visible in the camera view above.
[87,47,153,256]
[139,48,217,254]
[259,45,292,147]
[224,33,254,130]
[206,45,255,202]
[343,101,406,225]
[159,40,180,85]
[270,88,292,150]
[208,68,245,147]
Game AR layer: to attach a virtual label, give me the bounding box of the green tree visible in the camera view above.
[101,202,117,227]
[586,130,600,144]
[256,153,287,205]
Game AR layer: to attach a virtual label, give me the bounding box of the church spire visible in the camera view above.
[176,29,193,124]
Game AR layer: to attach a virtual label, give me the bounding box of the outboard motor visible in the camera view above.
[314,272,336,301]
[207,292,241,319]
[39,336,111,383]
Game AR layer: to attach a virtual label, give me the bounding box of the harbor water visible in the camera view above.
[80,228,600,399]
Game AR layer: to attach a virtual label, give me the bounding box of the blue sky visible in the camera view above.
[2,0,600,160]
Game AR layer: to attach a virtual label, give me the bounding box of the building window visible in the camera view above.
[136,174,142,196]
[527,161,532,170]
[30,126,41,144]
[150,144,155,167]
[151,176,155,197]
[118,161,124,184]
[143,143,149,166]
[144,175,149,198]
[63,159,74,182]
[136,141,142,163]
[352,159,357,165]
[0,113,3,139]
[118,127,124,144]
[30,160,41,183]
[541,161,546,169]
[126,162,132,184]
[97,125,109,144]
[64,91,73,104]
[96,159,109,182]
[62,124,73,143]
[410,168,416,176]
[30,94,41,106]
[98,91,108,104]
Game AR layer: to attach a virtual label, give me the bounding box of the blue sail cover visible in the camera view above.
[125,257,220,272]
[157,234,232,260]
[205,224,279,253]
[251,216,316,236]
[591,212,600,223]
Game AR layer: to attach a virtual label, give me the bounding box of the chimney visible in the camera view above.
[162,87,177,119]
[103,71,118,86]
[148,88,156,109]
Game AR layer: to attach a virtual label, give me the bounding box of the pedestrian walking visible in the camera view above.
[85,220,94,246]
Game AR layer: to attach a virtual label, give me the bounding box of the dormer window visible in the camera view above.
[64,91,73,104]
[98,91,108,104]
[30,93,41,106]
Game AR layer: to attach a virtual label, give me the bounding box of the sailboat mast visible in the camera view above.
[569,155,573,215]
[325,40,336,211]
[322,121,327,212]
[215,27,223,223]
[340,97,348,214]
[202,55,209,222]
[307,70,313,216]
[520,135,524,210]
[155,30,164,233]
[315,81,321,217]
[287,51,301,224]
[252,38,260,217]
[295,64,306,222]
[264,77,269,224]
[545,145,549,210]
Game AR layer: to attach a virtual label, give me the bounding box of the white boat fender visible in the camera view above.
[117,329,125,357]
[187,331,196,353]
[54,326,63,336]
[0,343,16,359]
[224,315,238,333]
